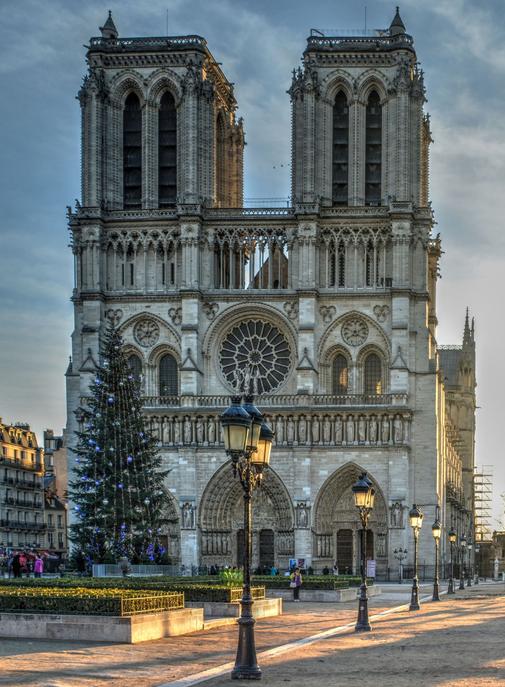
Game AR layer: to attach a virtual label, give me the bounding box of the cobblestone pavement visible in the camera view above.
[0,583,502,687]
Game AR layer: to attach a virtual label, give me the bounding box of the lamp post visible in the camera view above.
[448,528,456,594]
[220,395,274,681]
[352,472,375,632]
[474,544,480,584]
[459,534,467,590]
[431,518,441,601]
[409,504,424,611]
[466,538,473,587]
[393,548,408,583]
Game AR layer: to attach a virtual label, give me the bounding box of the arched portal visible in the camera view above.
[158,489,181,565]
[199,461,295,570]
[313,462,388,576]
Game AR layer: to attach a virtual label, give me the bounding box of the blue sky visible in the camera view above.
[1,0,504,524]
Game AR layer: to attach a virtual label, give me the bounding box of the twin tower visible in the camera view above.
[66,10,472,575]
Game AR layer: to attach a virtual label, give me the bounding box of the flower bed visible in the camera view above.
[0,587,184,616]
[0,578,265,603]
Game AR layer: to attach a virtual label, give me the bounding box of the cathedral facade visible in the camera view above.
[65,10,476,577]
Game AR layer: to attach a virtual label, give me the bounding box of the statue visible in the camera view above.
[183,416,192,444]
[358,416,366,443]
[323,416,332,444]
[334,416,343,443]
[381,416,390,443]
[287,416,295,443]
[162,420,170,446]
[346,415,355,443]
[207,417,216,444]
[296,502,309,528]
[312,416,320,444]
[394,416,403,444]
[298,417,307,444]
[275,416,284,444]
[181,502,194,529]
[390,501,403,528]
[369,416,378,443]
[173,418,180,445]
[196,418,204,444]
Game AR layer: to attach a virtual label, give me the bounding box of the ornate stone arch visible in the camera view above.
[356,70,390,104]
[119,312,180,348]
[321,344,352,395]
[147,69,183,106]
[356,343,389,395]
[313,462,388,573]
[318,311,390,362]
[109,71,146,107]
[198,461,295,568]
[323,72,354,104]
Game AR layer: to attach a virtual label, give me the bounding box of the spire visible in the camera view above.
[471,316,475,342]
[100,10,118,40]
[463,307,471,347]
[389,6,406,36]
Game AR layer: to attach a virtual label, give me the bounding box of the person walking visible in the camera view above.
[34,554,44,578]
[290,567,302,601]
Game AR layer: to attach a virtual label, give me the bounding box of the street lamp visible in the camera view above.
[448,528,457,594]
[220,395,274,681]
[431,518,441,601]
[409,504,423,611]
[459,533,467,590]
[474,544,480,585]
[466,538,473,587]
[352,472,375,632]
[393,548,408,583]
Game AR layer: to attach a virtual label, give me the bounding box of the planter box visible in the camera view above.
[0,607,204,644]
[186,597,282,619]
[266,586,381,603]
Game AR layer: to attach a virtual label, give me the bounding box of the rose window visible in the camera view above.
[219,320,292,394]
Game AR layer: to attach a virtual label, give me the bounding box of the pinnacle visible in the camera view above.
[390,6,406,36]
[100,10,118,40]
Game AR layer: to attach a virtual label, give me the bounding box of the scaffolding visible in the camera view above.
[474,466,493,542]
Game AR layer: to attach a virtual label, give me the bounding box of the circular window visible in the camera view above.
[219,320,292,394]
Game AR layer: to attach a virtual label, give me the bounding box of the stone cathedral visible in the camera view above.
[65,9,476,577]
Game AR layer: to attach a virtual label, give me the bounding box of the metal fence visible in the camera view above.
[92,563,180,578]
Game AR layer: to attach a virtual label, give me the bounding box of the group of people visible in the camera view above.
[0,551,45,578]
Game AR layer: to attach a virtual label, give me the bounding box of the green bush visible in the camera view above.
[0,587,184,616]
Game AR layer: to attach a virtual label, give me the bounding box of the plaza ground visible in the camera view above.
[0,583,504,686]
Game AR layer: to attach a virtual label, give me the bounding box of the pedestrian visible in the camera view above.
[12,553,21,579]
[34,554,44,578]
[7,554,14,578]
[75,550,86,577]
[119,556,130,577]
[290,566,302,601]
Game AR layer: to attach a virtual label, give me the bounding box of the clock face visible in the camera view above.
[341,318,369,346]
[133,319,160,348]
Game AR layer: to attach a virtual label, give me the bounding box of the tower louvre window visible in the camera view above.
[365,91,382,206]
[333,354,349,394]
[123,93,142,209]
[332,91,349,206]
[158,92,177,207]
[364,353,382,395]
[159,354,178,396]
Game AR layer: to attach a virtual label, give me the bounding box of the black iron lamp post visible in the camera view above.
[474,544,480,584]
[352,472,375,632]
[220,395,274,681]
[459,534,467,590]
[409,504,424,611]
[393,548,408,583]
[431,518,441,601]
[448,528,457,594]
[466,538,473,587]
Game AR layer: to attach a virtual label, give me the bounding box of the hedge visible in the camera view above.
[0,578,265,603]
[0,587,184,616]
[251,575,372,590]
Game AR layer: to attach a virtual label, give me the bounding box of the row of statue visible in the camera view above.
[146,413,410,446]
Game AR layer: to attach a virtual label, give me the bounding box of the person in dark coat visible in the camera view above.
[12,553,21,578]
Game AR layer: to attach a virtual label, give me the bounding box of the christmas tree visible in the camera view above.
[69,325,169,563]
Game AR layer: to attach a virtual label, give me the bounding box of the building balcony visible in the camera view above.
[142,393,408,410]
[0,520,46,531]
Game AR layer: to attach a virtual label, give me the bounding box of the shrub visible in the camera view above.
[0,587,184,616]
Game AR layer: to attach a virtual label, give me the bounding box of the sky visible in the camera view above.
[0,0,504,526]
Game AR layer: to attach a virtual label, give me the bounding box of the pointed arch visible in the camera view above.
[158,90,177,207]
[365,90,382,206]
[123,92,142,209]
[159,488,181,565]
[216,110,227,207]
[332,90,349,206]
